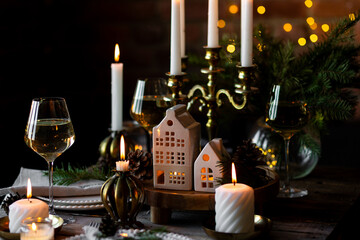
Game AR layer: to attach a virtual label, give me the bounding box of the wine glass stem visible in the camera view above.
[282,137,291,191]
[48,161,55,215]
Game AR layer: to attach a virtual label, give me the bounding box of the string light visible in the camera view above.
[321,24,330,32]
[304,0,313,8]
[298,37,306,46]
[349,13,355,21]
[217,19,226,28]
[310,22,317,30]
[229,4,239,14]
[283,23,293,32]
[257,6,266,15]
[306,17,315,25]
[226,44,236,53]
[310,34,318,42]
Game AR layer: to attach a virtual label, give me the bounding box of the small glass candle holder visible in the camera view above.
[20,217,54,240]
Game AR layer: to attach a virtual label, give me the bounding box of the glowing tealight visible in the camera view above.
[321,24,330,32]
[257,6,266,15]
[229,4,239,14]
[283,23,293,32]
[298,37,306,46]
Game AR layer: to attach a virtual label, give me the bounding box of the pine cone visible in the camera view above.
[127,149,153,180]
[99,214,118,237]
[1,193,23,215]
[219,139,271,188]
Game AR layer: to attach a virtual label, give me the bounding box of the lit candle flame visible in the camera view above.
[27,178,32,199]
[120,135,125,161]
[31,222,37,231]
[231,163,237,185]
[114,44,120,62]
[120,233,128,237]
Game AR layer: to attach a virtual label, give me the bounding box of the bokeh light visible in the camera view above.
[227,44,236,53]
[229,4,239,14]
[298,37,307,46]
[321,24,330,32]
[310,22,317,30]
[304,0,313,8]
[257,6,266,15]
[310,34,318,42]
[306,17,315,25]
[283,23,293,32]
[349,13,356,21]
[217,19,226,28]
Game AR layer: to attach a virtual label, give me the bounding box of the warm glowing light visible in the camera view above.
[257,6,266,15]
[120,233,128,237]
[283,23,293,32]
[231,162,237,184]
[217,19,226,28]
[134,145,143,151]
[310,23,317,30]
[321,24,330,32]
[306,17,315,26]
[114,44,120,62]
[310,34,318,42]
[226,44,236,53]
[27,178,32,199]
[31,223,37,231]
[229,4,239,14]
[298,37,307,46]
[257,43,263,52]
[120,135,125,160]
[349,13,356,21]
[304,0,313,8]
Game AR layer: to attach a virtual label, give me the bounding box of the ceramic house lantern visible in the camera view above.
[194,138,230,192]
[153,104,201,190]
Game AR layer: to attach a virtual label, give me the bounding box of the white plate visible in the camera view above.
[37,195,102,206]
[65,231,194,240]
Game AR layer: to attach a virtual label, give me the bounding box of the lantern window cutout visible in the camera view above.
[153,104,200,190]
[194,138,230,192]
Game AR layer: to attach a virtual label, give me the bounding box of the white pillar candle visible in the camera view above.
[9,179,49,233]
[241,0,253,67]
[180,0,186,58]
[207,0,219,47]
[215,163,254,233]
[111,43,124,131]
[170,0,182,75]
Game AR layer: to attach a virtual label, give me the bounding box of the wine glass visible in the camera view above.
[265,84,309,198]
[24,97,75,215]
[130,78,172,148]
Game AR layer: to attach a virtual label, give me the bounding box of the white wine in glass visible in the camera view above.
[24,97,75,215]
[130,78,172,139]
[266,84,309,198]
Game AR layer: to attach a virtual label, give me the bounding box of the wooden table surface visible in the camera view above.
[49,165,360,240]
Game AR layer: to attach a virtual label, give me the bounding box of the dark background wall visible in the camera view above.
[1,0,360,187]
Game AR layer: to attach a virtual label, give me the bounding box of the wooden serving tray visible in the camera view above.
[144,170,279,224]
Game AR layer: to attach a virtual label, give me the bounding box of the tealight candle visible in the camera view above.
[111,43,124,131]
[20,217,54,240]
[116,135,129,171]
[9,179,49,233]
[215,163,254,233]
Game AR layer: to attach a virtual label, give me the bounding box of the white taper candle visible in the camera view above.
[241,0,253,66]
[207,0,219,47]
[170,0,182,75]
[111,44,123,131]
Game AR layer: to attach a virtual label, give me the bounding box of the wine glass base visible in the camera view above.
[277,186,308,198]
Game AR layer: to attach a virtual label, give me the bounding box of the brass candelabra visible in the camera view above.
[184,46,255,140]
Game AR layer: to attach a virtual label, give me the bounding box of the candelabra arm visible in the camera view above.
[216,89,247,110]
[187,84,207,99]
